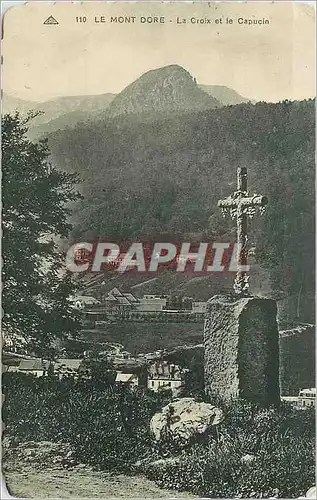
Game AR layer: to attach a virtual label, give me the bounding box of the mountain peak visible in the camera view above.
[141,64,194,78]
[107,65,220,117]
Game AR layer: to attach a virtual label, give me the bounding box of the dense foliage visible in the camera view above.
[2,373,166,471]
[48,99,315,324]
[3,373,315,498]
[2,113,82,354]
[143,399,315,498]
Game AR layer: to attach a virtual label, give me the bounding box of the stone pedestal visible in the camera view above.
[204,295,280,406]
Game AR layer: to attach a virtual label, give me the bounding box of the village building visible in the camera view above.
[72,295,101,309]
[280,395,299,405]
[54,359,83,377]
[281,388,316,409]
[114,350,131,360]
[17,359,52,377]
[192,301,207,314]
[2,351,26,373]
[147,361,186,395]
[78,287,207,324]
[115,371,139,387]
[80,288,139,323]
[103,288,138,314]
[298,388,316,408]
[136,295,167,312]
[112,357,148,388]
[2,365,20,374]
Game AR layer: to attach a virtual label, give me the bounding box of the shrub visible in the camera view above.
[3,375,315,497]
[143,399,315,498]
[145,431,315,498]
[2,372,169,471]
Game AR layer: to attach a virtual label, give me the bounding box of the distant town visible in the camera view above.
[75,287,207,326]
[3,287,315,409]
[3,341,190,396]
[3,346,315,409]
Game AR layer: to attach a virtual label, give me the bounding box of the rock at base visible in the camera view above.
[150,397,224,443]
[204,295,280,406]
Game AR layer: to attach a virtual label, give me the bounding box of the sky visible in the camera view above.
[2,1,316,103]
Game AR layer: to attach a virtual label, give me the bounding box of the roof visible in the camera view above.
[115,373,137,383]
[105,288,138,305]
[123,293,138,302]
[2,366,20,373]
[116,296,132,305]
[299,388,316,394]
[104,296,117,302]
[19,359,50,371]
[2,355,21,367]
[151,376,182,382]
[55,359,82,371]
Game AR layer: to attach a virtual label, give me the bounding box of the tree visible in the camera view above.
[2,112,82,356]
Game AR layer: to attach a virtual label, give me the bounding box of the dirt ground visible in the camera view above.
[3,464,196,499]
[2,441,196,499]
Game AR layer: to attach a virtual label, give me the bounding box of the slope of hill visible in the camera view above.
[3,71,252,136]
[2,92,116,138]
[76,322,204,356]
[27,108,111,139]
[106,65,220,117]
[2,94,36,114]
[76,263,270,303]
[199,84,255,105]
[33,93,116,125]
[2,93,115,120]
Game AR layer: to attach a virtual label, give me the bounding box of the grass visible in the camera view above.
[2,373,315,498]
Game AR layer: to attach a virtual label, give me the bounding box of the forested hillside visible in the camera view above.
[47,99,315,324]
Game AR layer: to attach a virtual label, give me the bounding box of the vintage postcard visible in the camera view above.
[1,1,316,499]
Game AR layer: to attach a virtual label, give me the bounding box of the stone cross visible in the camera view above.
[217,167,268,295]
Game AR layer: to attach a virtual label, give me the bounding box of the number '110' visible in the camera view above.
[76,17,87,23]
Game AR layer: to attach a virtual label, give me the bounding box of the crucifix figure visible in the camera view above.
[218,167,268,295]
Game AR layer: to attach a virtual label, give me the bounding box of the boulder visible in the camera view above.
[150,397,224,443]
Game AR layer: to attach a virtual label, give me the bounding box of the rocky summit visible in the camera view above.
[106,64,221,117]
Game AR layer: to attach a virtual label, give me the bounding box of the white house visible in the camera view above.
[148,377,183,393]
[147,361,186,395]
[298,388,316,408]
